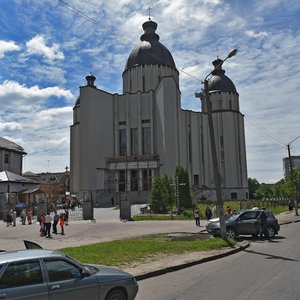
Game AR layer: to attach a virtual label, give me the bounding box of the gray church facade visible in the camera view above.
[70,20,249,206]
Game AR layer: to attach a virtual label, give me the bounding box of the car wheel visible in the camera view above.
[226,228,237,239]
[268,226,276,238]
[105,288,126,300]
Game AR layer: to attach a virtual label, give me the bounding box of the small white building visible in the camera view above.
[70,19,248,206]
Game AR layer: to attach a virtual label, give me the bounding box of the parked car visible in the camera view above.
[0,241,138,300]
[206,209,280,239]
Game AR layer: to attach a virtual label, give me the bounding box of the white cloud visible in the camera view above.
[0,121,22,131]
[0,40,21,58]
[25,35,64,60]
[245,30,268,38]
[0,80,73,110]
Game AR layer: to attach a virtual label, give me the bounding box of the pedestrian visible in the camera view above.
[111,197,114,206]
[20,209,27,225]
[12,210,17,227]
[60,213,65,235]
[45,211,52,238]
[6,210,13,227]
[226,206,232,215]
[52,211,59,234]
[27,209,32,225]
[39,213,46,237]
[194,207,200,226]
[258,208,270,241]
[205,206,212,220]
[212,205,217,218]
[64,210,69,226]
[288,201,294,211]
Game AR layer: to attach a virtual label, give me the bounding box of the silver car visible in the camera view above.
[0,243,138,300]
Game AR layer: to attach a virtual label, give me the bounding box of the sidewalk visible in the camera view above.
[0,210,299,280]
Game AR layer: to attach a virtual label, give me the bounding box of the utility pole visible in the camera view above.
[198,49,238,240]
[287,142,299,216]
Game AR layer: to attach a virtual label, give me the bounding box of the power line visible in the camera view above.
[55,0,202,83]
[245,115,286,146]
[56,0,135,46]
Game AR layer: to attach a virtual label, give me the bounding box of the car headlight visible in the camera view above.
[207,222,220,228]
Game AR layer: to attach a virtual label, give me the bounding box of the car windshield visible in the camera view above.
[226,212,239,220]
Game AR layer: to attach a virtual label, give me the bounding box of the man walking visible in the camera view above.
[45,211,52,238]
[52,211,59,234]
[194,207,200,226]
[258,208,270,241]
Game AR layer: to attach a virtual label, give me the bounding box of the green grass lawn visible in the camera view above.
[60,234,234,267]
[133,205,289,221]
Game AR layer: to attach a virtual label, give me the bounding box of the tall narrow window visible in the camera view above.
[142,75,146,92]
[220,136,224,163]
[118,170,125,192]
[142,127,151,155]
[229,99,232,110]
[119,129,127,156]
[4,153,10,164]
[143,170,152,190]
[131,128,138,156]
[130,170,138,191]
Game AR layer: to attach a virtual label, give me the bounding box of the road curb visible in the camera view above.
[279,219,300,225]
[135,241,250,281]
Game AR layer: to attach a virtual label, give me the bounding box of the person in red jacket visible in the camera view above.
[59,213,65,235]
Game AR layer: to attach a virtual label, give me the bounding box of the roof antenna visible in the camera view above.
[147,6,152,20]
[216,47,219,59]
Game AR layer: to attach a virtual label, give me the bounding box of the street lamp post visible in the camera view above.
[287,136,300,216]
[202,49,237,239]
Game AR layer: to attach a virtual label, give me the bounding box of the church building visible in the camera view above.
[70,19,249,206]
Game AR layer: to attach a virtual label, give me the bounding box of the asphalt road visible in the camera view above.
[135,222,300,300]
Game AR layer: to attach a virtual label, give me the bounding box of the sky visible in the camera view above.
[0,0,300,184]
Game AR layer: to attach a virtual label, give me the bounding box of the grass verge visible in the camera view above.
[60,234,235,268]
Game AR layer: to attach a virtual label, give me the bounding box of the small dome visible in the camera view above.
[208,58,236,93]
[124,20,176,71]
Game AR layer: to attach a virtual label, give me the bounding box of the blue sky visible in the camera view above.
[0,0,300,183]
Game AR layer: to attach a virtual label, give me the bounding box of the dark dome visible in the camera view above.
[124,20,176,71]
[208,58,236,93]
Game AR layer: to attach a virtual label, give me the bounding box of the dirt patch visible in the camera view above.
[165,232,211,241]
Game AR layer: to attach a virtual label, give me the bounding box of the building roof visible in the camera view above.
[0,171,36,183]
[124,20,177,71]
[208,58,237,93]
[0,137,27,154]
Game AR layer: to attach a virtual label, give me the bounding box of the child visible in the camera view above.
[60,213,65,235]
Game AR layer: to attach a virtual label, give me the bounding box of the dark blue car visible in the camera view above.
[206,209,280,239]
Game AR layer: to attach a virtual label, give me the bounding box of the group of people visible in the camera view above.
[39,210,68,238]
[20,208,34,225]
[193,205,217,226]
[5,208,34,227]
[5,210,16,227]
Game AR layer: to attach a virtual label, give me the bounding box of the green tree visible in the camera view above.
[283,166,300,197]
[248,178,260,199]
[149,175,175,213]
[272,179,288,196]
[255,183,273,199]
[175,166,192,209]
